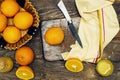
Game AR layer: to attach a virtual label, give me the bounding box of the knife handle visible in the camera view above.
[68,21,83,48]
[68,21,78,34]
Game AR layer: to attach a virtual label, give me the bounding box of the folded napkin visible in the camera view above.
[62,0,119,63]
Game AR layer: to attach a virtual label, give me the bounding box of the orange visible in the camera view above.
[65,58,83,72]
[0,14,7,32]
[3,26,21,43]
[15,46,34,65]
[16,66,34,80]
[96,59,114,76]
[0,57,13,72]
[44,26,64,45]
[14,11,33,30]
[0,0,20,17]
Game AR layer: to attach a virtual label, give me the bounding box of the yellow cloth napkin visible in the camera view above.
[62,0,120,63]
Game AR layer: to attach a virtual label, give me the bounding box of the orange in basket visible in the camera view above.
[0,0,20,17]
[15,46,34,65]
[3,26,21,43]
[44,26,64,45]
[0,0,39,50]
[14,11,33,30]
[16,66,34,80]
[0,14,7,32]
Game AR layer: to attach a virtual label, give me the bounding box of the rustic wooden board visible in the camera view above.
[41,17,80,61]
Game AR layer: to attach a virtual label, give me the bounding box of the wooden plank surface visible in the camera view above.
[0,0,120,80]
[31,0,120,38]
[31,0,79,20]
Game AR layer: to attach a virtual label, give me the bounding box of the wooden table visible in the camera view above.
[0,0,120,80]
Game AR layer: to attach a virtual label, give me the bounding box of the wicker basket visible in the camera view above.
[0,0,40,50]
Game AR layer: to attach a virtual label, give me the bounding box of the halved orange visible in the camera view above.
[65,58,83,72]
[96,59,114,76]
[0,57,13,72]
[16,66,34,80]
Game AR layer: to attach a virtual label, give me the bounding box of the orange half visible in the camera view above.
[16,66,34,80]
[96,59,114,76]
[65,58,84,72]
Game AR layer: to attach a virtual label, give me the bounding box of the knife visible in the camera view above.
[57,0,83,48]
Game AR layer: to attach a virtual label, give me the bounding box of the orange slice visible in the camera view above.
[16,66,34,80]
[96,59,114,76]
[65,58,83,72]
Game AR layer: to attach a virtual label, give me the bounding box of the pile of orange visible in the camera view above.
[0,0,33,44]
[15,46,35,79]
[0,0,35,79]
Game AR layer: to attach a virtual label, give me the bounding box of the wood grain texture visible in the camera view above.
[31,0,120,38]
[0,0,120,80]
[30,0,79,20]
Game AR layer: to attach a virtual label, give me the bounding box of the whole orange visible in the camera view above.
[15,46,34,65]
[44,26,64,45]
[0,14,7,32]
[14,11,33,30]
[0,0,20,17]
[3,26,21,43]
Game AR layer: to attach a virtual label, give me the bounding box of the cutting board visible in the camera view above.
[41,17,80,61]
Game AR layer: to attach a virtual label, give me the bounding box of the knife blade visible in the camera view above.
[57,0,83,48]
